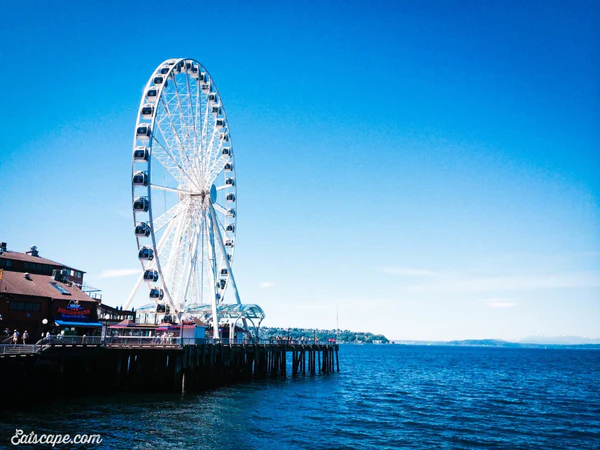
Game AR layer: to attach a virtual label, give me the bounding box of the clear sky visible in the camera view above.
[1,0,598,341]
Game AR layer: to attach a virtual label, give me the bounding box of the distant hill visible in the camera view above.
[392,338,600,349]
[260,327,389,343]
[520,335,600,345]
[446,339,518,347]
[259,329,600,348]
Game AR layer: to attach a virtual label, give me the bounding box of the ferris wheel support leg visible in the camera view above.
[207,211,220,339]
[209,204,242,305]
[199,216,206,306]
[162,212,190,315]
[181,221,202,309]
[124,273,144,310]
[209,204,248,331]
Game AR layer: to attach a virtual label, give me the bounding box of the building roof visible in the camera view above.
[0,271,98,303]
[0,251,83,272]
[115,319,136,327]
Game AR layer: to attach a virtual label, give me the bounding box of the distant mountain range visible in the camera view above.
[392,336,600,349]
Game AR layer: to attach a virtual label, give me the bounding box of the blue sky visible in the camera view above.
[1,0,598,340]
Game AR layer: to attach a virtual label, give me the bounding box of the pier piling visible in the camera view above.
[0,341,339,404]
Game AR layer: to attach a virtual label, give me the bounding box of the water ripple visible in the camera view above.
[1,346,599,449]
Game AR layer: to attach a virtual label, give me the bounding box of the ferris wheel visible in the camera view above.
[125,58,241,333]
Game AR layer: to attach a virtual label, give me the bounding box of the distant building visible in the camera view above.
[0,242,101,341]
[97,303,136,323]
[97,303,136,337]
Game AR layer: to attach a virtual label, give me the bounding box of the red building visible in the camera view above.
[0,242,101,341]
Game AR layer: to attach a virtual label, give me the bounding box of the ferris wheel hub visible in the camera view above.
[187,189,215,209]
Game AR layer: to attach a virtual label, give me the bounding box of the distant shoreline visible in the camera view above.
[388,339,600,349]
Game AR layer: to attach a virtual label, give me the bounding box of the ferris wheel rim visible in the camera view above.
[130,58,238,315]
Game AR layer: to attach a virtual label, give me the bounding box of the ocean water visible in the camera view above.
[1,345,599,449]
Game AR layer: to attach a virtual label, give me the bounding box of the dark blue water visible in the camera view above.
[1,345,599,449]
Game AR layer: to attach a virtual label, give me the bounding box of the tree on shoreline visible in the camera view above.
[259,327,389,344]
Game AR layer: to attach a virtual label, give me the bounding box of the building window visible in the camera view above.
[51,282,71,295]
[8,301,42,312]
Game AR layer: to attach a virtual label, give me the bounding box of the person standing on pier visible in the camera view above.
[22,330,29,344]
[12,330,20,345]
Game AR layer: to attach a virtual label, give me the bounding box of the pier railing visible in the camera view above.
[8,336,338,353]
[105,336,180,347]
[0,344,39,355]
[102,337,337,347]
[38,336,104,346]
[180,338,338,347]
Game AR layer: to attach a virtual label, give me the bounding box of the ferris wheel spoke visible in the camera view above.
[193,87,205,178]
[174,229,197,305]
[157,93,189,164]
[173,70,206,189]
[150,133,188,178]
[160,211,194,304]
[215,217,232,243]
[210,204,235,256]
[204,122,226,183]
[180,219,204,306]
[171,74,195,146]
[152,199,186,233]
[213,203,229,216]
[152,137,201,191]
[150,184,191,195]
[164,75,195,149]
[194,70,204,165]
[157,207,189,270]
[199,94,215,180]
[184,70,200,180]
[205,128,220,173]
[212,204,230,230]
[153,213,179,258]
[205,154,232,187]
[166,97,192,174]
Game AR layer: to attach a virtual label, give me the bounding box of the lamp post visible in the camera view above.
[102,313,110,343]
[42,318,48,339]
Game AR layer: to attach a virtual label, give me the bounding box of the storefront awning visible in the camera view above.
[54,320,103,327]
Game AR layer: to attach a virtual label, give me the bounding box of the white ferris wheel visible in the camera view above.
[124,58,264,337]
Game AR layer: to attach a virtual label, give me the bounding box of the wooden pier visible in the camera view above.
[0,341,340,406]
[105,341,339,392]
